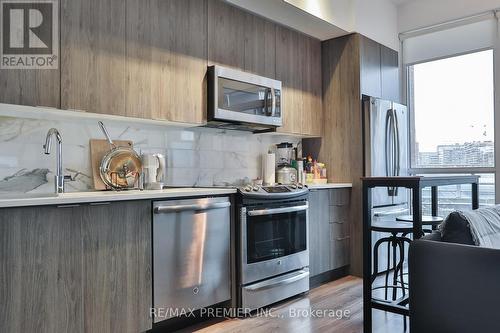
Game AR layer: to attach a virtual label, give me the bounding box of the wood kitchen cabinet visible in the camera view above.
[208,0,276,78]
[82,201,152,333]
[276,27,323,137]
[0,205,83,333]
[380,44,401,103]
[360,35,401,103]
[3,0,323,134]
[308,188,351,279]
[126,0,208,123]
[0,201,152,333]
[0,3,60,108]
[60,0,127,116]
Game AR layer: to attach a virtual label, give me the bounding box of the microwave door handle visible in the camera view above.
[264,88,270,116]
[270,88,276,117]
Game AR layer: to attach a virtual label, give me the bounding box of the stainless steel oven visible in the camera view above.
[207,65,282,131]
[236,185,309,310]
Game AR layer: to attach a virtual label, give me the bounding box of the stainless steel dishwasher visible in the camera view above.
[153,197,231,322]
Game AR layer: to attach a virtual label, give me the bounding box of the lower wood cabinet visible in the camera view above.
[309,188,351,277]
[0,201,152,333]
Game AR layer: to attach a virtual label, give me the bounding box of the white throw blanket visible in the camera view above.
[458,206,500,249]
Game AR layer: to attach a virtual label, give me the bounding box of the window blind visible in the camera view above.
[401,13,497,65]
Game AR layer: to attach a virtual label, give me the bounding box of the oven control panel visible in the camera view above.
[239,184,308,198]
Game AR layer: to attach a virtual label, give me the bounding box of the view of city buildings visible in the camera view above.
[413,141,495,212]
[414,141,494,168]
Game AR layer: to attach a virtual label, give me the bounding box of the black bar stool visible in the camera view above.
[371,221,413,300]
[396,215,443,234]
[371,221,413,331]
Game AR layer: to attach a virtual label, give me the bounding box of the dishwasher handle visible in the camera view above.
[154,201,230,214]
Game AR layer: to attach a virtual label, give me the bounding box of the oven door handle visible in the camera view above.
[246,204,308,216]
[245,269,310,292]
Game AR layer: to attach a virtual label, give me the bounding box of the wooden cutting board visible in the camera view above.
[90,139,134,190]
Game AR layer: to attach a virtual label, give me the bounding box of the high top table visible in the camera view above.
[362,175,480,333]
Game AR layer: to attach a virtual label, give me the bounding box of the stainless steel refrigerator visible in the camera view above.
[363,95,409,209]
[362,95,410,273]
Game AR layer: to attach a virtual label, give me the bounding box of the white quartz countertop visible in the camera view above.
[0,188,237,208]
[307,183,352,189]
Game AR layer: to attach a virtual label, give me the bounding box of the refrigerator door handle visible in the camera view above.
[385,110,391,178]
[392,109,400,196]
[394,111,400,176]
[385,109,395,197]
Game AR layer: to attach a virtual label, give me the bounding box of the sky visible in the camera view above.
[412,49,494,152]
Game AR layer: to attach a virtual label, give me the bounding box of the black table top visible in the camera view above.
[361,175,479,188]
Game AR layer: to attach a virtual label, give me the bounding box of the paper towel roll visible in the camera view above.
[263,153,276,185]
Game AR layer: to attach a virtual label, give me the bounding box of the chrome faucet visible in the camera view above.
[43,128,65,193]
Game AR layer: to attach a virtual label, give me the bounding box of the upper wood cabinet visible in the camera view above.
[60,0,127,116]
[380,44,401,103]
[3,0,323,135]
[276,27,322,137]
[0,68,60,108]
[360,35,401,103]
[360,36,382,99]
[0,1,60,108]
[126,0,207,123]
[208,0,276,78]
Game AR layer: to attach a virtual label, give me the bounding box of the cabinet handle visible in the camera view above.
[57,204,81,208]
[336,236,350,241]
[89,202,111,206]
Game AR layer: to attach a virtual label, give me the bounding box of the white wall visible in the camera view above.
[398,0,500,33]
[354,0,399,50]
[226,0,400,50]
[286,0,400,50]
[284,0,354,32]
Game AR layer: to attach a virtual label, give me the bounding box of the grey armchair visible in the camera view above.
[409,232,500,333]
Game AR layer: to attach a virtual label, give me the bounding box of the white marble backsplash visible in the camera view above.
[0,112,299,194]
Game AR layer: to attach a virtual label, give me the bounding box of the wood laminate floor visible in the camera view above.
[176,276,406,333]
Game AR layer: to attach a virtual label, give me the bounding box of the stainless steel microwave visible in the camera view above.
[207,65,282,132]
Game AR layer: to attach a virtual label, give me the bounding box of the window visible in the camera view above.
[408,50,495,207]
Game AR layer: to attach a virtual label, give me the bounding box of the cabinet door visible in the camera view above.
[82,201,152,333]
[329,189,351,269]
[0,205,83,333]
[381,45,401,103]
[308,189,331,276]
[61,0,126,116]
[360,36,382,99]
[208,0,276,78]
[243,14,276,78]
[127,0,207,123]
[0,69,60,108]
[301,37,323,137]
[276,26,301,135]
[0,4,60,108]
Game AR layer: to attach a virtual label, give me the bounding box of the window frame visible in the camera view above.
[405,48,497,204]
